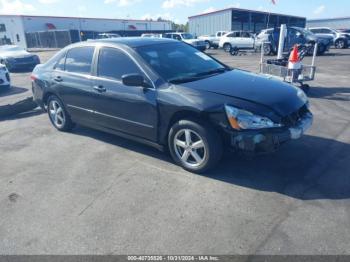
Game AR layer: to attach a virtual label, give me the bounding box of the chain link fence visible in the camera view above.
[25,30,73,48]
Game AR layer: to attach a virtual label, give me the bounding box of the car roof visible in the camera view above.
[86,37,176,48]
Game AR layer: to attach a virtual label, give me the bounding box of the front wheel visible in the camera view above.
[205,41,211,50]
[47,95,74,132]
[168,119,223,173]
[335,39,346,49]
[223,43,232,52]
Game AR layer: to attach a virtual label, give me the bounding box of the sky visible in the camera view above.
[0,0,349,23]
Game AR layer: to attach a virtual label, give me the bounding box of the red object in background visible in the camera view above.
[46,23,56,30]
[128,25,137,30]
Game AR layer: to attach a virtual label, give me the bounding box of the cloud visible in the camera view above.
[0,0,36,14]
[313,5,325,15]
[38,0,59,4]
[104,0,141,7]
[202,6,216,14]
[162,0,209,9]
[77,5,87,16]
[141,12,173,20]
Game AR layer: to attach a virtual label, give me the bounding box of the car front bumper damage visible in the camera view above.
[229,112,313,153]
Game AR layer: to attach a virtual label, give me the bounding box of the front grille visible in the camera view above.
[282,105,309,127]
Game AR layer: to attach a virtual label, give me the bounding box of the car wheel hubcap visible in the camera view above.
[337,41,344,48]
[174,129,206,168]
[49,100,65,128]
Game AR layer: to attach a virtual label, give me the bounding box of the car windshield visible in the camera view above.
[295,27,314,38]
[136,42,228,83]
[181,33,194,39]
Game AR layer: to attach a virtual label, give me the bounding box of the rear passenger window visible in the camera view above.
[65,47,94,75]
[54,53,66,71]
[97,47,141,81]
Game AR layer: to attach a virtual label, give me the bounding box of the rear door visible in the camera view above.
[91,47,158,141]
[240,32,255,48]
[51,46,97,124]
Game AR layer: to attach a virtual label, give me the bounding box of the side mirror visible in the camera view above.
[122,74,151,89]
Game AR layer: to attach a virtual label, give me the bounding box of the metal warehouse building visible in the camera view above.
[0,15,172,49]
[189,7,306,37]
[306,17,350,29]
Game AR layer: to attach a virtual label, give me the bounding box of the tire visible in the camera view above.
[213,45,219,50]
[335,39,346,49]
[168,119,223,173]
[223,43,232,53]
[205,41,211,50]
[47,95,74,132]
[317,43,326,55]
[263,43,273,55]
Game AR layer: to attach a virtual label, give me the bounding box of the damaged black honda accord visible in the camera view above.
[32,38,312,173]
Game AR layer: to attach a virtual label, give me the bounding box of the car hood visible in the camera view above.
[180,70,307,117]
[1,50,32,59]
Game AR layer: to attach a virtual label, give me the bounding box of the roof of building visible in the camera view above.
[0,14,171,24]
[188,7,305,20]
[307,17,350,22]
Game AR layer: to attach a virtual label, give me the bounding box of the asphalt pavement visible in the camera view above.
[0,48,349,255]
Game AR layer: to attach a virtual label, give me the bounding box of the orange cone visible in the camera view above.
[288,45,302,70]
[289,45,300,63]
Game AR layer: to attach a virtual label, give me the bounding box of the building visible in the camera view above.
[189,7,306,36]
[0,15,172,49]
[306,17,350,29]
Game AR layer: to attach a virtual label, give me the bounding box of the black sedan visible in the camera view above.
[31,38,313,173]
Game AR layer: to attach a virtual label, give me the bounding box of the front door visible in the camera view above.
[91,47,158,142]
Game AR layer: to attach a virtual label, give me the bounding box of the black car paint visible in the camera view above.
[32,38,309,152]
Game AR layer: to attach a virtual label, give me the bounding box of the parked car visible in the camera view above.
[255,27,332,55]
[163,33,206,51]
[0,64,10,89]
[308,27,350,49]
[219,31,255,52]
[31,38,312,173]
[198,31,227,49]
[338,29,350,34]
[0,45,40,71]
[141,33,162,38]
[96,33,121,39]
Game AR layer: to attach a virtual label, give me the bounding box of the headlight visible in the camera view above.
[225,105,282,130]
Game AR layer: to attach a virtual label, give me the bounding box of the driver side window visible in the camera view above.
[97,47,142,81]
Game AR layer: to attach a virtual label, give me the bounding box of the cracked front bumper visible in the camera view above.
[229,112,313,153]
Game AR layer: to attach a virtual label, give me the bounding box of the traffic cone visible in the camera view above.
[288,45,302,69]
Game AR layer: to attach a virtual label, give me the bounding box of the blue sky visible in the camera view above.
[0,0,349,23]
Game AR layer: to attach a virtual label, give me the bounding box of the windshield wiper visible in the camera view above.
[194,67,229,77]
[169,76,204,84]
[168,68,230,84]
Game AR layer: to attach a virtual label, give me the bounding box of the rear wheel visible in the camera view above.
[168,119,223,173]
[223,43,232,52]
[47,95,74,132]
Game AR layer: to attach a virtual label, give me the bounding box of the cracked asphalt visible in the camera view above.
[0,48,349,255]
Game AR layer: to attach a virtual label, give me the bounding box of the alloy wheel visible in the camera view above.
[173,129,207,168]
[49,100,65,129]
[336,40,345,49]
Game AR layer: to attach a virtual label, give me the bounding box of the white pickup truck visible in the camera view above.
[198,31,227,49]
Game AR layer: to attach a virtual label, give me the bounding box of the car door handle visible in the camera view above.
[54,76,63,82]
[93,85,106,93]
